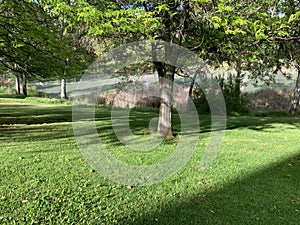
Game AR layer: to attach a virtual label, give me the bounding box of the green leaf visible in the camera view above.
[211,16,222,29]
[224,6,233,12]
[255,30,268,40]
[288,11,300,23]
[232,18,249,26]
[225,28,246,35]
[278,30,289,37]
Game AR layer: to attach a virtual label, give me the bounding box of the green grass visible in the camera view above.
[0,97,300,224]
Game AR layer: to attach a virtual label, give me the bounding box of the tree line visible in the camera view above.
[0,0,299,136]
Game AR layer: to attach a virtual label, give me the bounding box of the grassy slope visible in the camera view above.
[0,97,299,224]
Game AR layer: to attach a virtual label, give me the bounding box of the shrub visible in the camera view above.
[246,89,293,111]
[193,74,249,115]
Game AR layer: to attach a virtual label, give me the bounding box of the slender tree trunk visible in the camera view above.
[187,59,209,109]
[15,75,20,95]
[14,63,20,95]
[60,78,67,100]
[188,72,198,109]
[234,60,242,111]
[289,68,300,116]
[22,74,27,96]
[235,61,242,97]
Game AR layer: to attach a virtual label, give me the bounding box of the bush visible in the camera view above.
[250,110,290,117]
[0,86,7,93]
[192,87,211,114]
[27,86,44,97]
[246,89,293,111]
[193,74,249,115]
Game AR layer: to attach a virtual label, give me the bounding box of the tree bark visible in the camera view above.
[60,78,67,100]
[14,63,20,95]
[188,72,198,109]
[15,75,20,95]
[157,65,175,137]
[22,74,27,96]
[235,60,242,98]
[289,68,300,116]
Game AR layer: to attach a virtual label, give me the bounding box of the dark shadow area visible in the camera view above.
[96,124,125,147]
[0,124,74,143]
[0,104,72,125]
[0,94,26,99]
[225,116,300,132]
[128,153,300,225]
[1,101,300,143]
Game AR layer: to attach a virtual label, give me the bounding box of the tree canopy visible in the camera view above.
[0,0,93,80]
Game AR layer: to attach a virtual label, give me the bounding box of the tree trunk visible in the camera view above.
[234,60,242,111]
[14,63,20,95]
[153,3,188,137]
[188,72,198,109]
[289,68,300,116]
[22,74,27,96]
[15,75,20,95]
[235,60,242,98]
[157,64,175,137]
[60,78,67,100]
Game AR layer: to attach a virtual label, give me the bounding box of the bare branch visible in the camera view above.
[271,36,300,41]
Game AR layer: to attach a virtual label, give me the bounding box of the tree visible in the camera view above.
[0,0,62,94]
[0,0,92,96]
[290,66,300,115]
[200,0,300,115]
[240,0,300,115]
[284,2,300,115]
[49,0,299,135]
[59,0,242,137]
[42,0,96,100]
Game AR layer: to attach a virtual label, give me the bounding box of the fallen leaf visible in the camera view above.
[210,210,215,214]
[22,199,29,203]
[197,181,205,185]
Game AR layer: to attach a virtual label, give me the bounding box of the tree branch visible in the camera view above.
[271,36,300,41]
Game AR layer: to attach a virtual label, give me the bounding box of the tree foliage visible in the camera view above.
[1,1,299,121]
[0,0,93,82]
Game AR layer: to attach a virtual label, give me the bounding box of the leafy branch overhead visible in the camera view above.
[0,0,93,79]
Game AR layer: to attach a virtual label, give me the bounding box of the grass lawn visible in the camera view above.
[0,97,299,224]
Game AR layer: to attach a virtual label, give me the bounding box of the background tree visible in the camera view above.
[195,0,300,115]
[0,0,92,96]
[42,0,96,100]
[279,0,300,115]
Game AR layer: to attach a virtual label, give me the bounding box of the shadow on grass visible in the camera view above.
[0,124,74,143]
[1,99,300,143]
[225,116,300,132]
[0,104,72,125]
[0,94,26,99]
[129,153,300,225]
